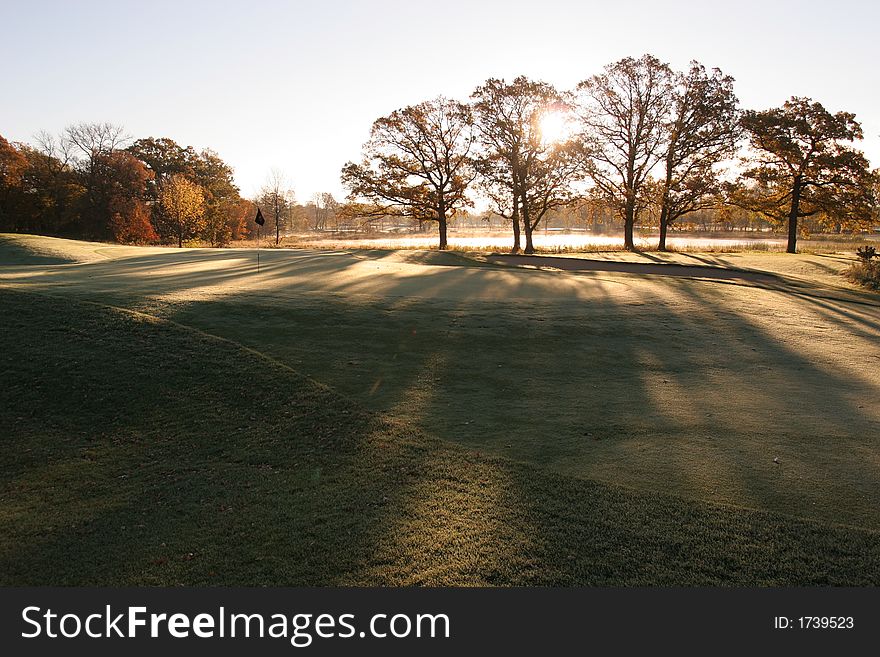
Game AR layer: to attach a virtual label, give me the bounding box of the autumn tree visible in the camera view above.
[191,149,242,247]
[738,97,874,252]
[321,193,340,231]
[159,174,205,247]
[109,198,157,244]
[656,62,740,251]
[472,77,581,253]
[518,131,582,254]
[574,55,674,250]
[471,78,533,252]
[128,137,193,186]
[308,192,340,231]
[226,197,256,241]
[1,136,85,235]
[258,169,295,245]
[341,96,476,250]
[16,125,148,239]
[102,151,156,244]
[873,170,880,226]
[0,135,28,230]
[28,131,83,234]
[63,122,130,236]
[129,138,244,246]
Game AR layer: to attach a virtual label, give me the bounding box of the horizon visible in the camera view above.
[2,0,878,203]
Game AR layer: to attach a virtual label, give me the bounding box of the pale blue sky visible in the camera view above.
[2,0,877,201]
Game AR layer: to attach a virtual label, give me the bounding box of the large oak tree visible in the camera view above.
[657,62,740,251]
[574,55,674,250]
[341,97,476,250]
[472,77,581,254]
[739,97,874,253]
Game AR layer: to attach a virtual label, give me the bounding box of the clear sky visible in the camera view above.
[2,0,878,202]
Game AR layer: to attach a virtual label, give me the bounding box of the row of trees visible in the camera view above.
[252,170,351,245]
[0,124,420,247]
[0,125,254,246]
[342,54,877,253]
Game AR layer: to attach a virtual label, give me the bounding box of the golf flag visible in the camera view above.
[255,208,265,226]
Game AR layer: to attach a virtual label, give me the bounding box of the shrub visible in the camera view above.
[856,245,877,262]
[845,259,880,290]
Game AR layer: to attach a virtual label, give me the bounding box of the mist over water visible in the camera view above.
[292,232,792,251]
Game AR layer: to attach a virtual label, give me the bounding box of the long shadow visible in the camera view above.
[3,282,880,585]
[779,290,880,338]
[0,248,370,310]
[324,261,880,527]
[4,247,880,583]
[485,254,780,282]
[641,277,880,518]
[0,290,458,584]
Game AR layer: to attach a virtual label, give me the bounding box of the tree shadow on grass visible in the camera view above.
[129,255,880,531]
[4,247,880,585]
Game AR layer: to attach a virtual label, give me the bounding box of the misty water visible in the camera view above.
[298,232,792,251]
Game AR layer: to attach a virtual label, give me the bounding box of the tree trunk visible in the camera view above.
[521,191,535,254]
[511,198,521,253]
[787,176,801,254]
[274,196,281,245]
[624,195,636,251]
[658,162,673,251]
[437,198,448,250]
[524,222,535,254]
[658,206,669,252]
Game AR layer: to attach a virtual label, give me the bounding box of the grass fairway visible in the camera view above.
[1,234,879,585]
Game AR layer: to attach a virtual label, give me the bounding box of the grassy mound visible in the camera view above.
[1,289,878,586]
[0,234,81,265]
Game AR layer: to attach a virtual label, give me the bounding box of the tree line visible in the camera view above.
[0,126,256,247]
[2,53,876,254]
[342,54,878,253]
[0,124,354,247]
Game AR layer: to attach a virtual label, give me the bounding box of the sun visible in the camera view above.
[538,109,572,144]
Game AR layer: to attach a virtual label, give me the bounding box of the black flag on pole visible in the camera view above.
[254,208,265,226]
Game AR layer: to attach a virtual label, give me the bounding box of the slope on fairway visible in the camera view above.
[2,234,880,534]
[1,289,878,586]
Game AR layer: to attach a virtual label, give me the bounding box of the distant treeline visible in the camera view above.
[0,127,259,246]
[0,126,359,247]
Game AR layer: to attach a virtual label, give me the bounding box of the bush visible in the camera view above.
[856,245,877,262]
[845,260,880,290]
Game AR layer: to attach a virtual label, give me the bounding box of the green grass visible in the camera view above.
[2,289,879,586]
[2,234,880,584]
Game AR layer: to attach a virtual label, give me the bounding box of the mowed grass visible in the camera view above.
[2,289,879,586]
[130,253,880,531]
